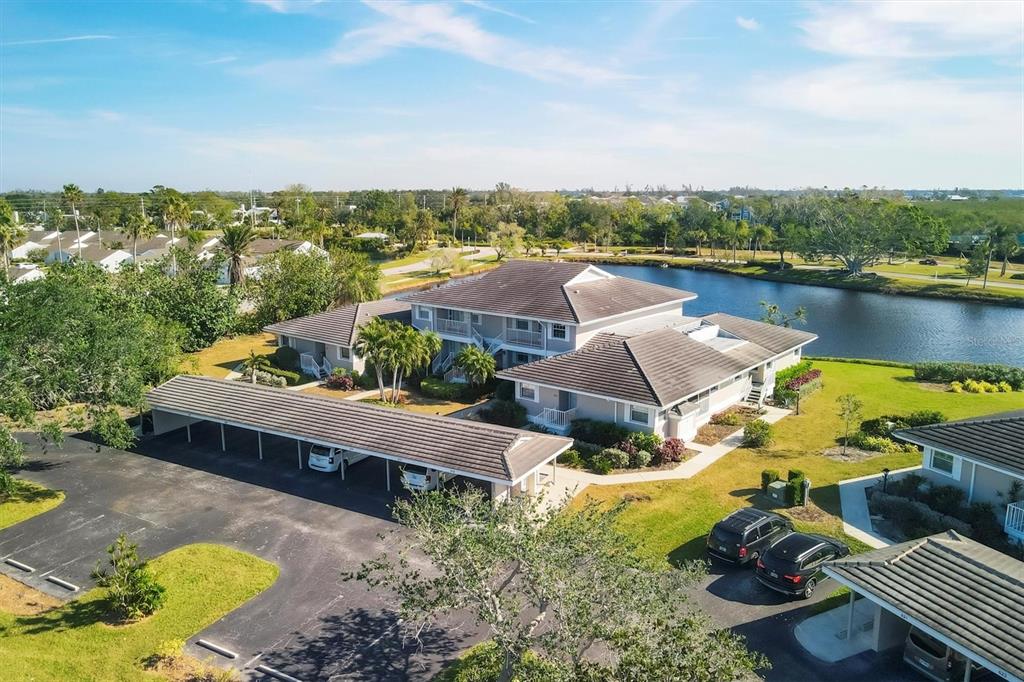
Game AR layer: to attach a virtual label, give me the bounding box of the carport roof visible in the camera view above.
[147,375,571,484]
[825,530,1024,681]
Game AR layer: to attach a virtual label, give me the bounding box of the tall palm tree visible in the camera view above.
[124,211,157,270]
[751,225,773,261]
[242,351,272,384]
[219,223,257,287]
[0,198,24,271]
[163,196,192,275]
[332,250,381,305]
[454,345,496,386]
[991,223,1022,278]
[449,187,468,244]
[62,183,85,257]
[354,317,397,401]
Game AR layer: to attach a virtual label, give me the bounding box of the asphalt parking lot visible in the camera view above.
[1,423,480,681]
[694,558,918,681]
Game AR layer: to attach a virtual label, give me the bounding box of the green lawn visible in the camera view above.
[579,360,1024,568]
[0,543,278,681]
[186,332,278,378]
[0,481,64,531]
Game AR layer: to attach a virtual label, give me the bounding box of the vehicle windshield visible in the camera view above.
[404,465,427,476]
[310,445,331,457]
[909,629,947,658]
[711,526,741,545]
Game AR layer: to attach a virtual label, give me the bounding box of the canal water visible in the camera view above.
[596,264,1024,366]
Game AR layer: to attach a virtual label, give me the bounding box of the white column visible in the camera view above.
[386,461,391,491]
[296,440,302,470]
[220,423,225,451]
[186,423,191,443]
[340,455,345,481]
[845,590,856,640]
[257,432,263,461]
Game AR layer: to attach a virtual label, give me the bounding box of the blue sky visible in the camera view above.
[1,0,1021,191]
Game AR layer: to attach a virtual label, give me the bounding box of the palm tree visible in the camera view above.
[354,317,396,401]
[991,223,1022,278]
[62,183,85,257]
[0,198,24,271]
[450,187,469,244]
[219,223,257,287]
[124,211,157,270]
[242,351,272,384]
[332,250,381,306]
[751,225,773,261]
[454,345,496,386]
[163,196,192,275]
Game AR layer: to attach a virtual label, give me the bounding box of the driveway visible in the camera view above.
[693,562,917,681]
[1,423,478,680]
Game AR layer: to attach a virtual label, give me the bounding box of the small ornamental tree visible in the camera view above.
[837,394,864,456]
[90,406,137,451]
[454,345,496,386]
[348,488,767,682]
[92,533,166,621]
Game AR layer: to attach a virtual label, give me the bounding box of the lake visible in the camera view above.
[596,264,1024,366]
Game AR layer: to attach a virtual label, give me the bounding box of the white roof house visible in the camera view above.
[5,265,45,284]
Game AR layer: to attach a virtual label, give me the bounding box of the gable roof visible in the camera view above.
[402,260,694,324]
[264,299,412,348]
[497,314,817,407]
[147,375,571,483]
[894,410,1024,477]
[702,312,818,354]
[825,531,1024,681]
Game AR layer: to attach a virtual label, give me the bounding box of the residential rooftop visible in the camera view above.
[894,409,1024,477]
[264,299,412,348]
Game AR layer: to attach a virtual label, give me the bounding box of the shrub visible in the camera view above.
[420,377,465,401]
[274,345,300,370]
[846,431,916,454]
[868,490,972,539]
[237,370,287,388]
[786,472,806,506]
[925,484,965,517]
[710,411,741,426]
[997,381,1013,393]
[761,469,780,492]
[357,367,380,390]
[631,449,653,468]
[742,419,774,447]
[324,369,356,391]
[568,419,629,448]
[599,448,631,469]
[774,359,813,392]
[478,400,526,427]
[0,470,15,500]
[0,426,26,469]
[913,361,1023,390]
[261,365,301,385]
[784,369,822,391]
[91,407,137,450]
[92,533,166,621]
[494,380,515,401]
[656,438,688,464]
[950,381,964,393]
[557,449,583,468]
[627,431,663,453]
[590,456,613,475]
[905,410,947,427]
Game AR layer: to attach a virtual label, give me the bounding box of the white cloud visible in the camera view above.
[247,0,325,14]
[735,16,760,31]
[201,55,238,65]
[800,1,1024,58]
[461,0,535,24]
[2,34,114,47]
[90,109,124,122]
[324,1,631,84]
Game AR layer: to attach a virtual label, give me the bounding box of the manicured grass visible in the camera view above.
[0,480,64,531]
[0,543,278,681]
[186,332,277,378]
[375,248,442,269]
[359,388,482,416]
[382,259,501,294]
[579,360,1024,568]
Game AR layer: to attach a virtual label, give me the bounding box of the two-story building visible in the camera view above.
[401,260,697,378]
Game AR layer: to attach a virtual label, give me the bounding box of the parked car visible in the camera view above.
[400,464,454,492]
[308,445,369,473]
[919,258,939,265]
[903,627,991,682]
[706,508,793,566]
[755,532,850,598]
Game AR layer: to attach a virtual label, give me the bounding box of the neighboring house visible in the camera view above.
[264,299,412,377]
[72,244,134,272]
[497,312,815,436]
[9,240,45,261]
[354,231,390,242]
[214,238,326,284]
[894,410,1024,543]
[402,260,697,376]
[4,265,45,284]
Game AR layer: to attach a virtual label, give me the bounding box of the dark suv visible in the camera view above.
[706,508,793,566]
[755,532,850,598]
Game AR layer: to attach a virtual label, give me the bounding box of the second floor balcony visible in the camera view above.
[435,317,471,337]
[504,327,543,348]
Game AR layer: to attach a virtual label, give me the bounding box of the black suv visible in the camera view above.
[706,508,793,566]
[755,532,850,598]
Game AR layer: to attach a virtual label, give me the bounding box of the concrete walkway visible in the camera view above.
[548,405,791,500]
[837,466,919,549]
[794,597,876,663]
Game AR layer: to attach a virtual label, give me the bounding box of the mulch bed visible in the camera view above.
[822,446,882,462]
[693,406,764,446]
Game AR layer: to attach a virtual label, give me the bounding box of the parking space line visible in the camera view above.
[45,576,79,592]
[4,558,35,572]
[254,664,303,682]
[196,639,238,660]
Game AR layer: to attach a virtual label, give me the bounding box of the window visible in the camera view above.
[514,352,531,365]
[549,323,567,340]
[627,404,651,426]
[929,449,960,478]
[471,313,482,325]
[518,382,538,402]
[514,318,531,331]
[417,306,431,321]
[337,346,351,360]
[280,335,290,347]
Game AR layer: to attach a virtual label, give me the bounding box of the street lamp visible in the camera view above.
[881,468,890,493]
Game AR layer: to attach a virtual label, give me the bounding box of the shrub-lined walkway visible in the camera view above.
[0,543,278,681]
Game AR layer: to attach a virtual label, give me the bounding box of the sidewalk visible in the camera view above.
[547,405,791,501]
[837,466,919,549]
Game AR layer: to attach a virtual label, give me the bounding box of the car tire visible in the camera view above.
[803,577,816,599]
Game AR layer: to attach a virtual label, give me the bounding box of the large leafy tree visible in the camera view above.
[253,250,337,325]
[350,488,767,682]
[489,222,525,260]
[219,223,257,287]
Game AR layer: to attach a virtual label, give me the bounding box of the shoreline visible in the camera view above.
[553,254,1024,309]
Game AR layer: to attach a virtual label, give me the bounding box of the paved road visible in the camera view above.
[381,246,497,276]
[1,425,478,681]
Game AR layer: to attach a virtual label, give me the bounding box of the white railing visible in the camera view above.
[300,352,331,379]
[505,327,543,348]
[535,407,577,429]
[485,330,505,355]
[435,318,471,337]
[1005,501,1024,541]
[471,328,485,349]
[433,351,454,372]
[444,367,467,384]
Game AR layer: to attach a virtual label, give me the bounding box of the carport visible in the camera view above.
[820,530,1023,682]
[147,375,572,498]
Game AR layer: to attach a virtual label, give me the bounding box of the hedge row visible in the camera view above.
[913,362,1024,390]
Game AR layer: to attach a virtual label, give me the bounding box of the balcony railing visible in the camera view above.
[1005,501,1024,542]
[529,407,577,434]
[435,318,471,337]
[505,327,543,348]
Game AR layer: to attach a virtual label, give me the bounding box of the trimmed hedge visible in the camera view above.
[786,469,807,506]
[420,377,465,401]
[262,365,302,385]
[568,419,630,448]
[274,345,299,370]
[913,361,1024,390]
[495,380,515,401]
[478,400,526,427]
[761,469,780,492]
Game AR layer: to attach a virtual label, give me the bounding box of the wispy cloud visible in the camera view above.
[2,34,114,47]
[247,0,325,14]
[736,16,760,31]
[201,55,238,65]
[461,0,535,24]
[800,1,1023,58]
[322,1,631,84]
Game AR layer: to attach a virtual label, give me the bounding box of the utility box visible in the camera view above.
[766,480,788,505]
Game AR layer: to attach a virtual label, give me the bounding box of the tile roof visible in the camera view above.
[498,314,816,407]
[894,410,1024,477]
[148,375,571,483]
[402,260,694,324]
[246,238,306,256]
[702,312,818,354]
[264,299,412,348]
[825,531,1024,681]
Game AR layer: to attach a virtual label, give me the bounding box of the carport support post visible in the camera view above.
[186,423,191,443]
[257,431,263,461]
[845,590,856,640]
[386,461,391,492]
[220,423,225,451]
[296,439,302,470]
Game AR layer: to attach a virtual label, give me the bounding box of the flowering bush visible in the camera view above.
[784,369,821,391]
[325,370,356,391]
[656,438,688,463]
